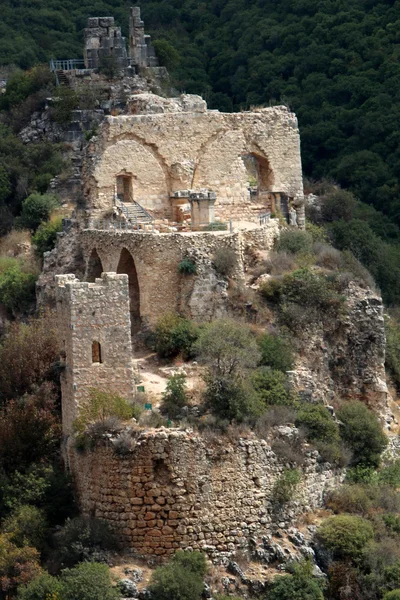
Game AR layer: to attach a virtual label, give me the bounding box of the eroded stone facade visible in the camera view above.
[67,429,343,557]
[56,272,135,434]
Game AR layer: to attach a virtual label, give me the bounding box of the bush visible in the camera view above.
[337,401,388,467]
[252,367,295,407]
[195,319,260,379]
[268,561,323,600]
[161,374,188,418]
[55,516,117,568]
[17,193,59,231]
[212,247,237,277]
[314,243,343,270]
[316,515,374,561]
[320,189,357,223]
[61,562,119,600]
[0,262,37,314]
[0,534,41,597]
[263,251,296,276]
[2,505,47,550]
[380,460,400,487]
[17,572,64,600]
[202,222,227,231]
[152,39,181,70]
[171,550,207,577]
[204,375,263,422]
[384,592,400,600]
[257,333,293,372]
[74,388,133,434]
[273,468,301,503]
[149,557,204,600]
[153,313,199,359]
[51,87,79,124]
[178,258,196,275]
[276,230,313,255]
[32,217,62,257]
[295,404,339,443]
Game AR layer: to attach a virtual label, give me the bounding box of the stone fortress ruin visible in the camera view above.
[46,7,381,559]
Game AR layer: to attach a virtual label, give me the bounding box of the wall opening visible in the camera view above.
[92,341,102,363]
[242,152,275,210]
[116,173,133,203]
[117,248,140,335]
[86,248,103,282]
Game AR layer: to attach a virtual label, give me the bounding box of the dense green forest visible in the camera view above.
[1,0,400,223]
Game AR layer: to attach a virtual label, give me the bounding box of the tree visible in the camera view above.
[161,374,188,418]
[257,333,293,372]
[16,193,59,231]
[337,401,387,467]
[2,505,47,551]
[316,515,374,562]
[149,553,205,600]
[252,368,295,407]
[0,534,41,598]
[295,404,339,443]
[0,263,37,314]
[61,562,119,600]
[17,572,63,600]
[32,217,62,257]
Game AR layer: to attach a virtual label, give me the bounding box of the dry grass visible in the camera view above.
[0,229,31,257]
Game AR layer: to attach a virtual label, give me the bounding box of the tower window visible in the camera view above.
[92,341,102,364]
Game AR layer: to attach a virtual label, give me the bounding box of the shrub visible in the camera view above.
[54,516,117,568]
[149,559,204,600]
[273,468,301,503]
[320,189,357,223]
[98,54,121,79]
[384,591,400,600]
[257,333,293,372]
[51,87,79,124]
[204,375,263,422]
[171,551,207,577]
[178,258,196,275]
[268,561,324,600]
[337,401,388,467]
[152,39,181,70]
[271,438,306,466]
[0,534,41,597]
[314,243,343,270]
[161,374,188,418]
[263,251,296,276]
[316,515,374,561]
[276,230,313,255]
[32,217,62,257]
[2,505,47,550]
[202,222,228,231]
[153,313,199,359]
[17,572,64,600]
[0,262,37,314]
[252,367,295,407]
[61,562,119,600]
[17,193,59,231]
[195,319,260,379]
[255,406,297,437]
[295,404,339,443]
[212,247,237,277]
[74,388,133,433]
[380,460,400,487]
[280,268,344,315]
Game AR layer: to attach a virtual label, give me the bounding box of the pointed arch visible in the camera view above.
[87,248,103,282]
[117,248,140,335]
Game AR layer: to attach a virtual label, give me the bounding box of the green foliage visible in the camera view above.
[178,258,196,275]
[0,534,41,596]
[17,192,59,231]
[204,375,263,422]
[316,515,374,561]
[54,516,117,568]
[267,561,323,600]
[153,39,181,70]
[257,333,293,372]
[379,460,400,488]
[74,388,133,433]
[202,222,227,231]
[212,247,238,277]
[153,313,199,359]
[195,319,260,379]
[276,230,313,255]
[161,374,188,418]
[295,404,339,444]
[32,217,62,257]
[252,367,295,407]
[50,87,79,124]
[0,262,37,314]
[98,54,121,79]
[149,552,205,600]
[337,401,387,468]
[17,572,64,600]
[384,592,400,600]
[2,505,47,550]
[61,562,119,600]
[273,468,301,503]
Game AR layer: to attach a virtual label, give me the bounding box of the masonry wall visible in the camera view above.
[56,272,135,434]
[67,429,343,557]
[79,223,279,325]
[84,105,303,221]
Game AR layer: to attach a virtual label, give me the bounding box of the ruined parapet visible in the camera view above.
[129,7,159,69]
[55,272,135,435]
[84,17,130,71]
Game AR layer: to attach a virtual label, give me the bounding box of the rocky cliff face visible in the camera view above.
[288,282,389,416]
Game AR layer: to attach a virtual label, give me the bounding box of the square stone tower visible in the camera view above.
[56,272,135,435]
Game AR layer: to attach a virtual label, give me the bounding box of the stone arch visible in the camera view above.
[86,248,103,282]
[117,248,140,335]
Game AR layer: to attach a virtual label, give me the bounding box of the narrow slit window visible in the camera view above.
[92,341,102,364]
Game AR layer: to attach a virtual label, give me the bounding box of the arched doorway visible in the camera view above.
[87,248,103,282]
[117,248,140,335]
[242,152,275,211]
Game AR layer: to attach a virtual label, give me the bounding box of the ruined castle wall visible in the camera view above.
[85,106,303,221]
[56,272,135,434]
[67,430,343,557]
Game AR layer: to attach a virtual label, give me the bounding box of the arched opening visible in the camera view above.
[92,341,102,364]
[116,172,133,203]
[87,248,103,282]
[117,248,140,335]
[242,152,275,211]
